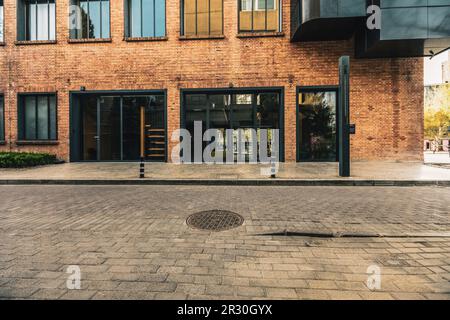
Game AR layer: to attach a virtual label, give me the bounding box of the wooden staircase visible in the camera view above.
[145,126,166,161]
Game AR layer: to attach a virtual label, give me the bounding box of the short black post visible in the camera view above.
[338,56,351,177]
[139,157,145,178]
[270,157,276,179]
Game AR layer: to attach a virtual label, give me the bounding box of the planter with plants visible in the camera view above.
[0,152,61,168]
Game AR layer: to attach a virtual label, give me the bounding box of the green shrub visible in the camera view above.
[0,152,58,168]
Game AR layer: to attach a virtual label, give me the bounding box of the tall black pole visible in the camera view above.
[339,56,350,177]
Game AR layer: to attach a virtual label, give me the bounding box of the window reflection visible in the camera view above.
[183,91,280,162]
[126,0,166,38]
[0,0,4,42]
[298,90,337,162]
[19,0,56,41]
[70,0,110,39]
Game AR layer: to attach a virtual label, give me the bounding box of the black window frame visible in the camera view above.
[17,0,56,41]
[69,0,111,40]
[180,0,224,36]
[0,94,4,142]
[18,93,58,141]
[124,0,167,38]
[296,86,339,163]
[180,87,285,162]
[69,89,168,162]
[238,0,282,33]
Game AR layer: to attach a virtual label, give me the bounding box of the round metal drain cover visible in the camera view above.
[187,210,244,231]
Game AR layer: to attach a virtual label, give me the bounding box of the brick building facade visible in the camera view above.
[0,0,424,162]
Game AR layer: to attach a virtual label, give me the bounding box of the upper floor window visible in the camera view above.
[0,95,4,141]
[181,0,223,37]
[17,0,56,41]
[239,0,281,33]
[0,0,4,42]
[18,94,57,141]
[69,0,110,39]
[125,0,166,38]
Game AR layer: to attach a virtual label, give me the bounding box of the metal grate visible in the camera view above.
[186,210,244,232]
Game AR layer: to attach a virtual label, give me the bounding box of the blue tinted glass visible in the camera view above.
[49,96,57,140]
[154,0,165,37]
[88,0,101,38]
[37,96,49,140]
[24,96,36,140]
[142,0,154,37]
[79,1,89,38]
[130,0,142,37]
[101,0,110,38]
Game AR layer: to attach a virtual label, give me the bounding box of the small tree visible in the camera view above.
[424,84,450,151]
[424,106,450,140]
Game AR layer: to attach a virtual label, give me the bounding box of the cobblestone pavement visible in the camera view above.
[0,185,449,300]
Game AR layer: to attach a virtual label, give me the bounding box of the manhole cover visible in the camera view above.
[186,210,244,231]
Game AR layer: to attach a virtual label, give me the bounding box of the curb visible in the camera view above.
[1,179,450,186]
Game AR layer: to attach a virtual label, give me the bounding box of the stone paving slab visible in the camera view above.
[1,161,450,183]
[0,185,449,300]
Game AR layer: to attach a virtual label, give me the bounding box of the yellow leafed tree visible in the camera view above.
[424,84,450,141]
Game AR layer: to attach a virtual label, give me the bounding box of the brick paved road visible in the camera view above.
[0,185,449,300]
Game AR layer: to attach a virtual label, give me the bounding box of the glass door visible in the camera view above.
[144,95,166,161]
[122,95,166,161]
[81,96,98,161]
[297,89,338,162]
[80,94,166,161]
[122,97,141,160]
[99,96,121,161]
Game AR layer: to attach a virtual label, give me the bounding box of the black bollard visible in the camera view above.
[270,157,276,179]
[139,157,145,178]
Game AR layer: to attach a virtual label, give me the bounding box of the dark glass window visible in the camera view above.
[69,0,110,39]
[17,0,56,41]
[19,94,57,140]
[182,0,223,36]
[0,95,4,141]
[0,0,4,42]
[125,0,166,38]
[297,89,337,162]
[239,0,280,33]
[78,94,166,161]
[183,91,280,162]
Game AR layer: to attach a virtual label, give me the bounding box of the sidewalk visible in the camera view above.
[424,152,450,164]
[1,161,450,185]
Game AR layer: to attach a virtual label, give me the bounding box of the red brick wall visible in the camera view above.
[0,0,424,162]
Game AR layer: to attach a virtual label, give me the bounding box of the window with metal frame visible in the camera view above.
[0,95,4,141]
[18,94,57,141]
[0,0,4,42]
[297,88,338,162]
[239,0,280,33]
[69,0,110,39]
[181,0,223,36]
[241,0,275,11]
[125,0,166,38]
[183,91,281,162]
[17,0,56,41]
